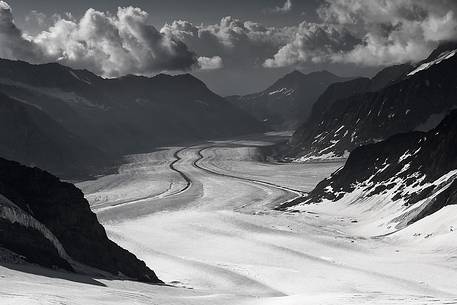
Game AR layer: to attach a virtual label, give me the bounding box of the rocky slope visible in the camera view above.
[227,70,349,130]
[0,92,112,179]
[0,157,161,283]
[0,59,264,177]
[310,64,412,121]
[280,110,457,233]
[287,43,457,161]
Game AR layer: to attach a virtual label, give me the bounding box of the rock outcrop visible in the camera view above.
[0,158,161,283]
[280,110,457,230]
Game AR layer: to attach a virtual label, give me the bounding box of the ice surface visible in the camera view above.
[2,133,457,304]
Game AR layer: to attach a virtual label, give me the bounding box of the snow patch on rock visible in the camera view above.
[408,50,457,76]
[0,193,72,263]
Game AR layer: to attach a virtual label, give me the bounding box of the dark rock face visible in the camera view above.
[368,64,413,91]
[287,44,457,160]
[308,77,371,122]
[300,64,412,131]
[227,70,350,130]
[0,158,161,283]
[0,59,264,178]
[416,41,457,66]
[281,110,457,226]
[0,218,73,271]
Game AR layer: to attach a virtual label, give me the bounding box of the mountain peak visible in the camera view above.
[282,69,338,80]
[153,73,208,91]
[370,63,412,90]
[423,41,457,63]
[229,68,350,130]
[308,70,336,77]
[173,72,202,82]
[114,73,208,92]
[274,70,305,84]
[153,72,200,82]
[272,70,340,90]
[287,69,305,77]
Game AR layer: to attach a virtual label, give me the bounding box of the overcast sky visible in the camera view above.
[2,0,457,95]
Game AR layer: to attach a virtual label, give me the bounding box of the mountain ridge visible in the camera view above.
[227,69,351,130]
[279,110,457,235]
[0,92,113,179]
[286,43,457,161]
[0,58,264,178]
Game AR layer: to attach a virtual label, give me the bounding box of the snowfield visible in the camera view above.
[1,133,457,304]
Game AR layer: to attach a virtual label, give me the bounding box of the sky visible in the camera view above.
[1,0,457,95]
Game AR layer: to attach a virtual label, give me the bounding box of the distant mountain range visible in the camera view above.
[227,70,350,130]
[286,42,457,161]
[0,157,161,283]
[279,109,457,234]
[0,59,264,178]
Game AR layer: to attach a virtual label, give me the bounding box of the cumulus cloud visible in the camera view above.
[1,0,456,78]
[264,0,457,68]
[264,22,361,67]
[25,10,47,28]
[0,2,198,77]
[23,10,73,36]
[161,16,291,69]
[198,56,223,70]
[0,1,43,62]
[270,0,293,14]
[161,0,457,71]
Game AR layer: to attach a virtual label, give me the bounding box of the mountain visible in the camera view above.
[227,70,350,130]
[308,64,412,126]
[0,59,264,177]
[279,110,457,235]
[0,157,161,283]
[287,43,457,161]
[0,92,113,179]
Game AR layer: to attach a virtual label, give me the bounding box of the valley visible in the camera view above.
[2,1,457,304]
[2,133,456,305]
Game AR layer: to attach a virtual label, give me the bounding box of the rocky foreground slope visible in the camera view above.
[287,43,457,161]
[280,110,457,234]
[0,157,161,283]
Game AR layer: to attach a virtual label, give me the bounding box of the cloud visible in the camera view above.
[270,0,293,14]
[2,0,456,79]
[0,1,44,62]
[25,10,47,28]
[161,1,457,71]
[264,22,361,67]
[23,10,73,36]
[198,56,223,70]
[161,17,292,69]
[264,0,457,68]
[0,2,197,77]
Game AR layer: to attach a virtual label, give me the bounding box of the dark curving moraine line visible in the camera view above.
[94,147,193,210]
[168,147,193,196]
[192,146,306,205]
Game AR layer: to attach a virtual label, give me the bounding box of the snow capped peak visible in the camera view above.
[407,49,457,76]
